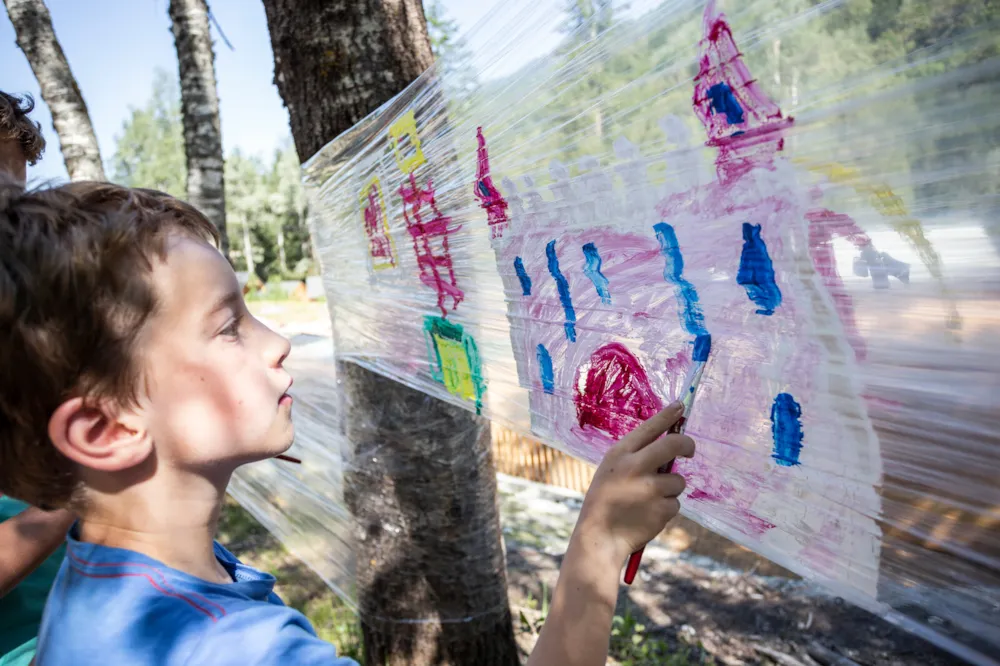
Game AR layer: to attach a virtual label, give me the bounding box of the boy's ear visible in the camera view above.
[48,397,152,472]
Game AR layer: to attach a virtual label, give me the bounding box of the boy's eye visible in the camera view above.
[220,315,243,339]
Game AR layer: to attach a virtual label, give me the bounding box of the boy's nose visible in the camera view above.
[272,332,291,368]
[257,317,291,367]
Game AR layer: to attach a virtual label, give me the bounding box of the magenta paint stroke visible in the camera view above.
[399,172,464,317]
[693,0,794,184]
[361,180,396,267]
[474,127,510,240]
[575,342,663,440]
[805,208,873,361]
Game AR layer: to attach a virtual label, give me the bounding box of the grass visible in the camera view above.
[220,498,710,665]
[609,605,711,666]
[517,580,708,666]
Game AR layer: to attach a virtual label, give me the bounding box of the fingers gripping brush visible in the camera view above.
[623,336,710,585]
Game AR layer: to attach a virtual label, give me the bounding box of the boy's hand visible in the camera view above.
[525,404,695,666]
[575,403,695,563]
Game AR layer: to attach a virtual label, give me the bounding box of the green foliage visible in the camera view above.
[610,606,712,666]
[227,143,313,283]
[560,0,615,38]
[301,599,364,662]
[425,1,478,100]
[110,69,186,198]
[518,582,551,634]
[490,0,999,225]
[111,77,312,285]
[517,585,707,665]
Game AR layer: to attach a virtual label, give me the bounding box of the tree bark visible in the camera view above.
[169,0,228,257]
[4,0,104,181]
[262,0,434,163]
[262,2,518,664]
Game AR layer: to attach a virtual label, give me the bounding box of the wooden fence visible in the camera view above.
[491,425,595,494]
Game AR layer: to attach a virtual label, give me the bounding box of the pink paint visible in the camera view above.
[575,343,663,440]
[807,208,873,361]
[693,1,793,183]
[663,351,690,379]
[399,173,464,317]
[362,182,395,267]
[861,393,905,410]
[686,488,775,537]
[474,127,510,240]
[797,520,840,574]
[483,1,880,586]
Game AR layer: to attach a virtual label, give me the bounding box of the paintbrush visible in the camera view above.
[623,344,709,585]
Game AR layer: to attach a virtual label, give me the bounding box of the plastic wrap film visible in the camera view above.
[229,355,357,606]
[256,0,997,662]
[230,352,514,644]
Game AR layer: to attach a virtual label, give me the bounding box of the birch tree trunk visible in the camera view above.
[169,0,228,257]
[262,1,518,664]
[4,0,104,181]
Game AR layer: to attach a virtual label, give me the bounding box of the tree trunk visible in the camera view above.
[277,225,287,273]
[169,0,228,257]
[262,2,518,664]
[262,0,434,165]
[4,0,104,181]
[241,215,255,285]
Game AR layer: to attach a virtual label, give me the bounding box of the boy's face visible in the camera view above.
[0,140,27,184]
[138,234,294,472]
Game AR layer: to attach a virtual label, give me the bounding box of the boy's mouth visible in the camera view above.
[279,378,294,406]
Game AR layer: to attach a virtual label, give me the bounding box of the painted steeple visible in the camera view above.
[693,1,794,180]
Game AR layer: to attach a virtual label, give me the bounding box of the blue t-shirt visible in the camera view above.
[36,530,358,666]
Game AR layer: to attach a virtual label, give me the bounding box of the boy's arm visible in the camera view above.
[526,404,694,666]
[0,505,74,597]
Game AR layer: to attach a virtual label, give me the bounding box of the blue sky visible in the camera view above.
[1,0,535,185]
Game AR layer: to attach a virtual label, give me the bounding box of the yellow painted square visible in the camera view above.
[388,110,426,175]
[433,334,476,401]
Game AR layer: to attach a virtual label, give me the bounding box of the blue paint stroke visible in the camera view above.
[513,256,532,296]
[546,240,577,342]
[736,223,782,316]
[536,344,555,395]
[692,334,712,363]
[581,243,611,305]
[706,82,745,125]
[771,393,804,467]
[654,222,711,359]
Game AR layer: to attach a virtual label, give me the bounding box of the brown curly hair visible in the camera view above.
[0,179,219,508]
[0,92,46,166]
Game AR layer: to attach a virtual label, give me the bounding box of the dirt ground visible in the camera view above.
[504,544,965,666]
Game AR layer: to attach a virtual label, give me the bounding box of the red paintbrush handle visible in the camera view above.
[623,548,644,584]
[622,417,684,585]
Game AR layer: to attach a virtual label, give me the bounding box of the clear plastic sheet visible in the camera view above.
[244,0,999,662]
[229,355,357,605]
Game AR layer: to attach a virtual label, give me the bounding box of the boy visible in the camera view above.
[0,90,74,666]
[0,181,694,666]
